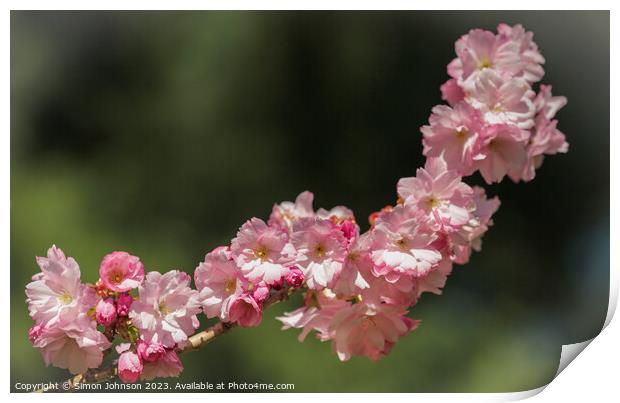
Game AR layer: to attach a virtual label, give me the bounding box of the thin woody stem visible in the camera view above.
[34,286,297,393]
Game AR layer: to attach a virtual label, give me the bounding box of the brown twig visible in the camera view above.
[34,286,296,392]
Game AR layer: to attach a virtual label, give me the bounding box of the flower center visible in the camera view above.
[58,290,73,304]
[110,270,124,284]
[254,246,269,260]
[395,238,409,251]
[348,251,359,262]
[478,58,493,69]
[455,128,469,140]
[224,278,237,294]
[158,300,171,315]
[491,103,504,113]
[314,244,326,258]
[425,194,440,209]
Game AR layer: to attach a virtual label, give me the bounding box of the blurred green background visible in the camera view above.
[10,11,609,392]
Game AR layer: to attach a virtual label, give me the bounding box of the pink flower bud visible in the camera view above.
[227,293,262,327]
[28,324,43,344]
[116,293,133,317]
[252,282,270,303]
[338,220,357,241]
[285,267,304,288]
[95,298,117,327]
[118,351,143,383]
[137,340,166,363]
[271,276,284,290]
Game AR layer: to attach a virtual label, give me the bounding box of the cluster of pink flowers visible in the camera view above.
[274,178,497,360]
[27,249,189,382]
[25,23,567,381]
[429,24,568,183]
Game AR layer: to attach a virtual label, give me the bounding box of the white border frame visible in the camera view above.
[3,2,616,402]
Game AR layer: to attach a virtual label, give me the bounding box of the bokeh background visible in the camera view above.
[10,11,609,392]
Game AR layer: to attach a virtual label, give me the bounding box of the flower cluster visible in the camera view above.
[275,176,498,360]
[25,23,567,383]
[26,246,110,374]
[275,23,569,360]
[26,249,193,382]
[427,24,568,183]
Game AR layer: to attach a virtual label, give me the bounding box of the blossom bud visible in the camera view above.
[285,267,304,288]
[118,351,143,383]
[338,220,358,241]
[116,293,133,317]
[252,282,270,303]
[227,293,262,327]
[137,340,166,363]
[271,276,284,290]
[95,298,117,327]
[28,324,43,344]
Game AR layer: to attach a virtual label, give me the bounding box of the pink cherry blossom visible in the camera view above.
[227,293,262,327]
[231,218,296,285]
[332,231,373,297]
[421,102,484,175]
[413,257,454,297]
[469,69,536,129]
[291,218,348,289]
[472,186,501,225]
[269,191,315,230]
[440,78,465,106]
[466,186,501,252]
[252,281,270,303]
[194,246,243,319]
[438,186,500,265]
[99,251,145,293]
[316,205,358,243]
[95,298,117,327]
[448,28,521,85]
[522,118,568,182]
[277,290,351,342]
[316,205,356,224]
[32,314,111,374]
[137,340,166,363]
[360,265,417,307]
[475,123,529,184]
[534,84,567,120]
[397,157,475,227]
[26,245,96,328]
[368,205,394,227]
[497,23,545,83]
[129,270,201,348]
[370,205,442,280]
[329,303,419,361]
[118,350,143,383]
[141,350,184,380]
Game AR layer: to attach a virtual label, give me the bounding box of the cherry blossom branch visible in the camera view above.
[35,286,296,393]
[26,23,568,391]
